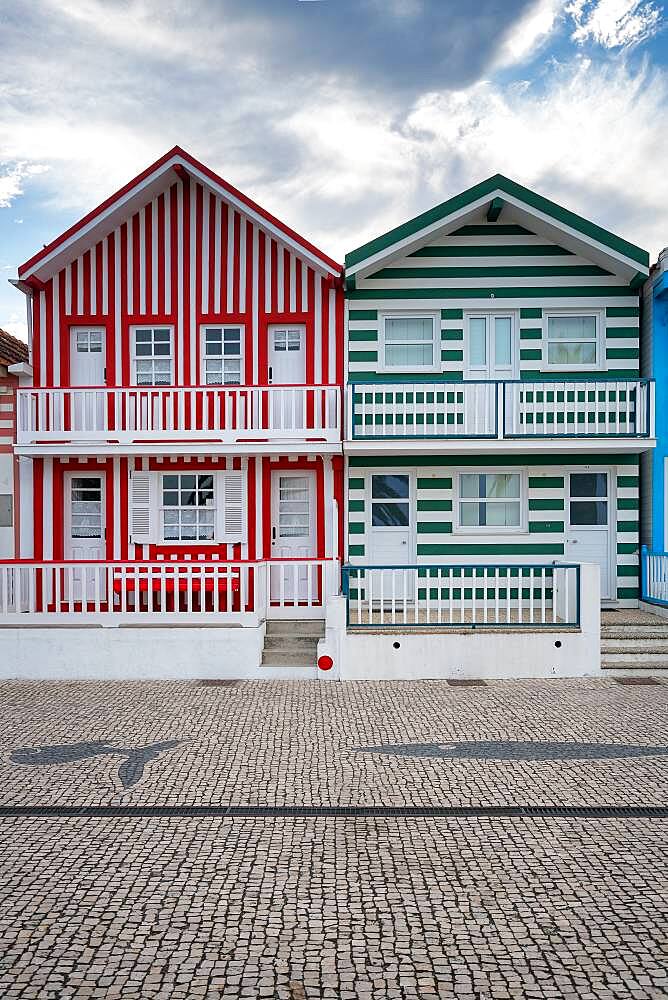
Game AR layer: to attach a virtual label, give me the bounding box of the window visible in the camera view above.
[381,315,438,371]
[544,313,601,370]
[274,328,302,353]
[371,474,410,527]
[458,473,522,530]
[465,313,516,378]
[74,329,103,354]
[162,474,215,541]
[569,472,608,526]
[202,326,243,385]
[133,327,172,385]
[0,494,13,529]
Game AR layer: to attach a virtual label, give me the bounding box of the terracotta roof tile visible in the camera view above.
[0,329,29,367]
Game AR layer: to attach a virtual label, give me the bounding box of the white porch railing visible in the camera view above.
[16,385,341,445]
[641,547,668,606]
[0,559,340,625]
[343,563,580,628]
[348,379,653,440]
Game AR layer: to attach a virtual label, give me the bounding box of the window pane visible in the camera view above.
[385,317,433,343]
[163,475,178,489]
[469,318,486,366]
[547,341,597,366]
[494,317,512,366]
[135,330,151,343]
[135,343,152,357]
[154,329,170,341]
[372,502,409,527]
[486,501,521,527]
[548,316,596,340]
[570,500,608,525]
[570,473,607,498]
[459,474,480,499]
[372,474,409,500]
[459,502,481,527]
[385,343,433,367]
[485,474,520,499]
[199,475,214,491]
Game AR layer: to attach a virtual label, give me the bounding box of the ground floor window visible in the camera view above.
[457,472,522,529]
[371,474,410,526]
[161,474,215,541]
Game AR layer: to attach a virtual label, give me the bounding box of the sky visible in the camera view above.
[1,0,667,341]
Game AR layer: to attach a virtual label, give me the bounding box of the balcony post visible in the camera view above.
[496,382,504,440]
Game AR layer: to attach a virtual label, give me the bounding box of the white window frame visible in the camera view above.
[454,469,527,535]
[160,471,217,544]
[542,309,604,373]
[378,311,440,374]
[200,324,245,386]
[131,325,174,386]
[365,469,416,561]
[463,310,519,380]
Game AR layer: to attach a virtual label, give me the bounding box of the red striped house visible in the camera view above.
[8,148,344,625]
[0,330,29,559]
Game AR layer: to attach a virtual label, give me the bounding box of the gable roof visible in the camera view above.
[345,174,649,284]
[0,329,29,367]
[18,146,342,282]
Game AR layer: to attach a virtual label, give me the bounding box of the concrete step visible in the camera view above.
[265,620,325,638]
[601,654,668,667]
[601,660,668,671]
[601,626,668,639]
[264,634,321,651]
[261,650,317,667]
[601,640,668,654]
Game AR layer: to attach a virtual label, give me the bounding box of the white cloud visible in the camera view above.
[495,0,565,68]
[1,313,28,343]
[0,163,48,209]
[567,0,663,47]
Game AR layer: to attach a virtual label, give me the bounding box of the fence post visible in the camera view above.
[640,544,648,602]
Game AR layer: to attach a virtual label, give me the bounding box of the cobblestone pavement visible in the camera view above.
[1,679,667,997]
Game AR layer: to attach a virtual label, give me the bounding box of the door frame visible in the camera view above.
[366,469,416,565]
[70,326,106,386]
[565,466,616,603]
[463,309,519,381]
[64,471,107,561]
[267,324,307,385]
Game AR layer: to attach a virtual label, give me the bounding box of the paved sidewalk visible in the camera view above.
[0,678,667,998]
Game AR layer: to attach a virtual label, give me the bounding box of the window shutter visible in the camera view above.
[129,471,155,544]
[220,471,246,543]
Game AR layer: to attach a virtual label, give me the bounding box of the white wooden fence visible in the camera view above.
[0,559,340,624]
[504,379,651,437]
[16,386,341,444]
[642,548,668,605]
[343,563,580,628]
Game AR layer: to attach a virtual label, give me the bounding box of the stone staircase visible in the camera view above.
[260,620,325,675]
[601,608,668,676]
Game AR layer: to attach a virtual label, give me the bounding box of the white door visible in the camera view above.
[269,326,306,430]
[565,471,613,601]
[70,328,106,432]
[465,314,516,381]
[270,471,316,601]
[65,474,106,601]
[369,473,412,564]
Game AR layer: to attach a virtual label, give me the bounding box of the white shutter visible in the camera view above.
[220,471,246,543]
[129,471,155,544]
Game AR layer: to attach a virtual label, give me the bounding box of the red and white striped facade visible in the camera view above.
[14,148,345,570]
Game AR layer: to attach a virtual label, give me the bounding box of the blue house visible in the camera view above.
[641,251,668,552]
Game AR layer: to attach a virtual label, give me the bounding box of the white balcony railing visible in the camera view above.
[348,379,654,441]
[16,385,341,445]
[0,559,340,624]
[343,563,580,628]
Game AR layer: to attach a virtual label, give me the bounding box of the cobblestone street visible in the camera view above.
[1,678,667,998]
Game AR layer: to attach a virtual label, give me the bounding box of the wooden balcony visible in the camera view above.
[347,378,655,453]
[16,385,341,452]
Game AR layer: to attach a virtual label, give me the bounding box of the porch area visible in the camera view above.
[0,558,340,625]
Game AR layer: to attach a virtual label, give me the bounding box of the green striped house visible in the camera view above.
[343,176,653,608]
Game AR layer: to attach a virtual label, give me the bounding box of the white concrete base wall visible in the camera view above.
[0,625,265,680]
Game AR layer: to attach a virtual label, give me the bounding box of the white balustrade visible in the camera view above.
[644,552,668,605]
[0,559,339,624]
[344,563,580,628]
[16,385,341,444]
[348,380,652,440]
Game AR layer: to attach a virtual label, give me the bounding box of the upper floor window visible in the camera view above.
[202,326,243,385]
[379,314,439,372]
[544,312,602,371]
[133,327,173,386]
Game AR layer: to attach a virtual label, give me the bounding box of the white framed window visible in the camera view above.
[201,325,244,385]
[132,326,173,386]
[161,473,215,542]
[379,313,439,373]
[74,328,103,355]
[543,311,603,371]
[456,471,525,533]
[464,311,518,380]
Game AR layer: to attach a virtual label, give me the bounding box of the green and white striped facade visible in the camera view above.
[343,176,652,609]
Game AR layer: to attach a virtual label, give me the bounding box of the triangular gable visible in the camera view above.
[19,146,341,283]
[345,174,649,286]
